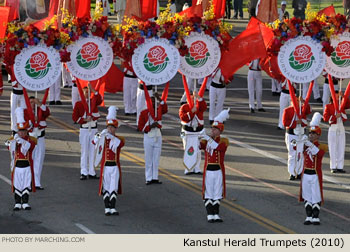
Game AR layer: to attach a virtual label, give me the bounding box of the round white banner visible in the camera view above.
[66,36,113,81]
[179,32,221,79]
[14,44,61,91]
[325,32,350,78]
[132,38,180,85]
[278,36,325,83]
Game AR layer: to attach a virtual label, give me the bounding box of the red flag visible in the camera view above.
[213,0,226,19]
[103,64,124,94]
[260,55,285,82]
[179,3,203,17]
[0,7,10,39]
[5,0,19,21]
[256,0,278,23]
[75,0,91,19]
[219,17,273,79]
[124,0,157,21]
[318,5,336,17]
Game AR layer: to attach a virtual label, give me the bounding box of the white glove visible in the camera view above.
[202,134,210,141]
[304,140,312,147]
[109,137,121,153]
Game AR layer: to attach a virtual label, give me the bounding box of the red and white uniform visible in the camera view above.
[138,100,168,182]
[299,141,327,205]
[72,92,102,176]
[209,69,226,122]
[179,98,207,174]
[123,68,138,114]
[247,59,263,110]
[323,100,350,171]
[282,104,311,176]
[7,135,36,199]
[200,136,228,201]
[27,105,50,188]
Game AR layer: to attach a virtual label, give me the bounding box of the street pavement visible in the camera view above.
[0,18,349,234]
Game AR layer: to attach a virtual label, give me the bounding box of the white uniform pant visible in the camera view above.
[62,65,73,87]
[209,85,226,121]
[123,77,138,114]
[71,85,80,108]
[49,75,61,102]
[302,82,320,100]
[10,92,26,131]
[285,133,305,176]
[180,77,194,103]
[302,174,321,204]
[144,133,162,182]
[247,70,263,109]
[271,79,281,93]
[13,166,32,195]
[33,136,45,187]
[204,170,223,200]
[278,92,291,129]
[322,83,331,109]
[182,131,202,174]
[328,123,345,170]
[79,128,98,176]
[103,165,120,194]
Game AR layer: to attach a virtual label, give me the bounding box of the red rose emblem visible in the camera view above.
[147,46,167,66]
[336,41,350,60]
[293,44,313,64]
[29,51,50,72]
[80,42,101,62]
[189,41,209,60]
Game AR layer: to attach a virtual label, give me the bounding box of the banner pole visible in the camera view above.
[155,85,158,119]
[88,83,91,132]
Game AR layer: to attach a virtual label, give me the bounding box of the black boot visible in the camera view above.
[103,191,111,216]
[213,200,223,222]
[312,203,321,225]
[13,193,21,211]
[204,199,215,223]
[304,201,312,225]
[21,192,31,210]
[109,192,119,215]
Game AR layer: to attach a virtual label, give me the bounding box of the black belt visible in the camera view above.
[80,126,97,129]
[73,83,77,87]
[211,82,226,89]
[138,84,153,90]
[304,169,316,175]
[249,68,261,71]
[282,89,290,94]
[15,160,30,168]
[207,164,221,171]
[38,130,45,138]
[286,128,295,135]
[105,161,117,166]
[12,89,23,95]
[182,125,203,132]
[124,74,137,78]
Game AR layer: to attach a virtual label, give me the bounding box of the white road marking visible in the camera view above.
[75,223,95,234]
[0,174,11,185]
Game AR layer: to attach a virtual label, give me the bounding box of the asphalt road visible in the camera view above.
[0,19,349,234]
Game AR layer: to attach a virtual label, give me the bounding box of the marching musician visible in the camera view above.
[122,61,138,116]
[282,96,311,180]
[93,106,125,216]
[299,112,327,225]
[6,107,37,211]
[200,109,229,223]
[72,83,102,180]
[323,90,350,173]
[28,96,50,190]
[179,90,207,175]
[138,92,168,185]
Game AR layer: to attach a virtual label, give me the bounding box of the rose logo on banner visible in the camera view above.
[25,51,51,79]
[187,146,194,156]
[331,41,350,67]
[76,42,103,70]
[185,41,210,68]
[143,46,169,74]
[289,44,315,72]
